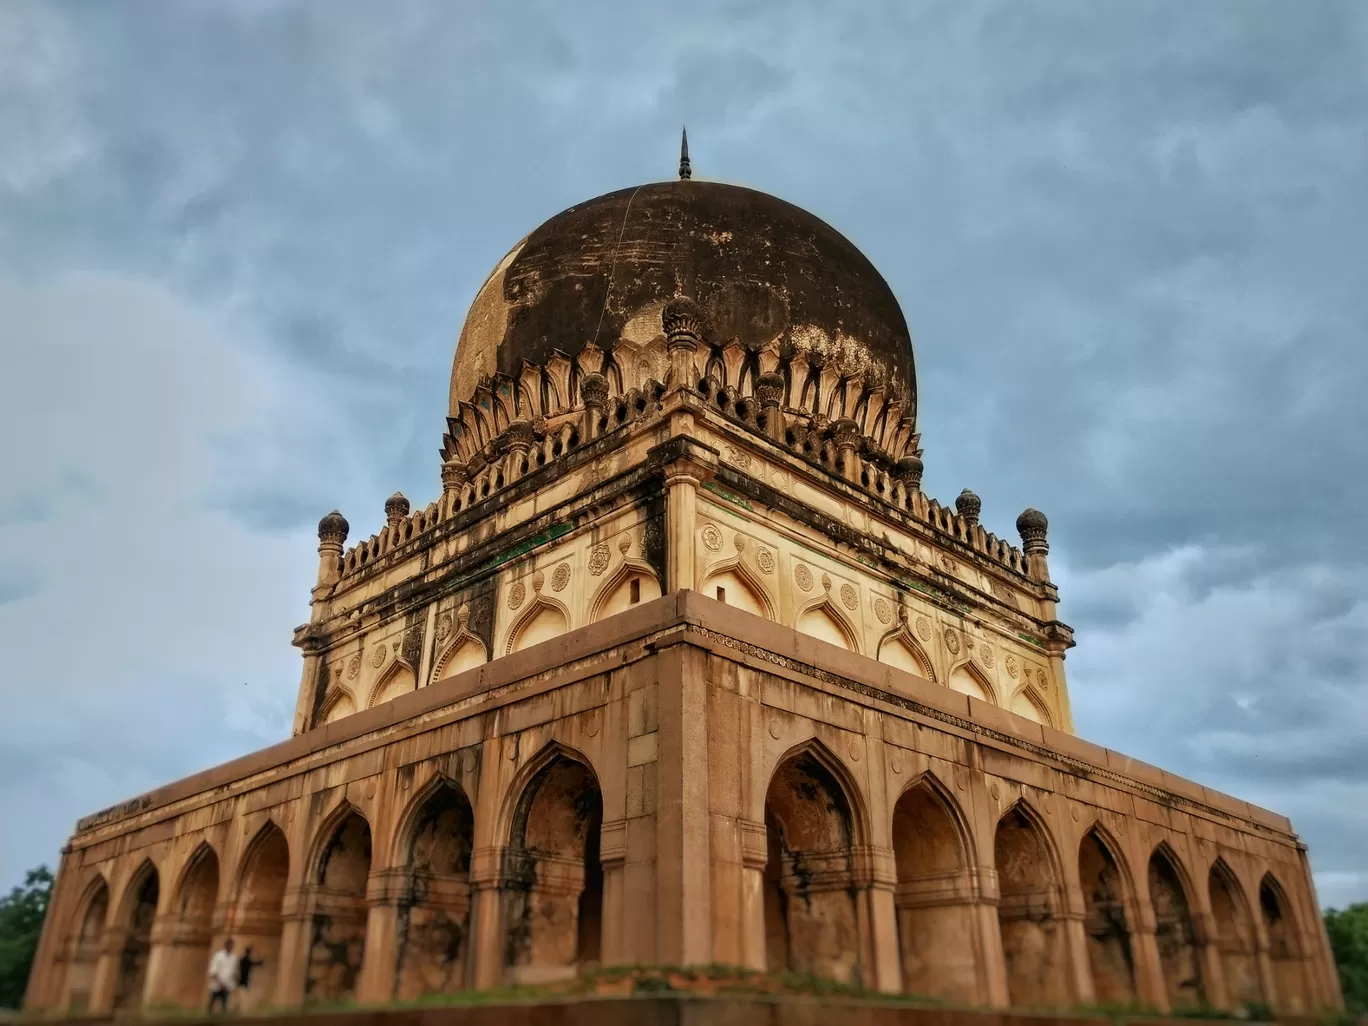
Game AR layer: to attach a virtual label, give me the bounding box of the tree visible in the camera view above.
[1325,903,1368,1015]
[0,866,53,1009]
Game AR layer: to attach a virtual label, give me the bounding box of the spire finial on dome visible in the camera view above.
[678,126,691,180]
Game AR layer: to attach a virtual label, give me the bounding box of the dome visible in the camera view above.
[450,180,916,419]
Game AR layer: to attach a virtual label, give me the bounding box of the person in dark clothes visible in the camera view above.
[237,946,264,995]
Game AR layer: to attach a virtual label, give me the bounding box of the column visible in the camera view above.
[654,642,711,964]
[1130,900,1169,1012]
[270,886,311,1008]
[738,819,769,972]
[353,869,401,1003]
[598,819,628,966]
[466,846,505,990]
[972,866,1011,1009]
[656,437,718,593]
[1062,881,1097,1006]
[856,846,901,993]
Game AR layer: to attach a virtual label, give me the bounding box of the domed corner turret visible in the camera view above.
[955,488,982,527]
[317,509,350,546]
[1016,507,1052,585]
[315,509,350,590]
[1015,507,1048,551]
[384,492,411,528]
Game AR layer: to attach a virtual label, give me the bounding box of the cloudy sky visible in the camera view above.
[1,0,1365,912]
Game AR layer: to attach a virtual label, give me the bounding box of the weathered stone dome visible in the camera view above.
[450,179,916,419]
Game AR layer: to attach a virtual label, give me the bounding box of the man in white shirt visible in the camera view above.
[207,938,236,1013]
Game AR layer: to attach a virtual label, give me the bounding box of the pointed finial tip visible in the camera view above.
[678,125,692,181]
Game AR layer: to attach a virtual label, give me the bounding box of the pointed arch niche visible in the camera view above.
[1209,860,1262,1010]
[1260,873,1310,1013]
[878,626,935,681]
[891,776,978,1001]
[505,595,570,655]
[1079,828,1137,1003]
[370,661,417,708]
[112,861,159,1012]
[949,662,996,704]
[230,822,290,1013]
[320,687,357,725]
[763,743,864,985]
[1149,845,1206,1010]
[157,843,220,1008]
[589,560,661,622]
[393,777,476,999]
[61,877,108,1013]
[305,807,372,1004]
[795,595,860,653]
[995,804,1070,1007]
[700,559,773,620]
[430,618,488,685]
[501,749,603,982]
[1010,686,1052,726]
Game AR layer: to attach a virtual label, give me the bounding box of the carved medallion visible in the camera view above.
[371,643,387,668]
[940,555,956,573]
[551,563,571,592]
[848,741,862,762]
[943,628,961,655]
[724,445,752,470]
[434,612,453,643]
[1006,655,1019,679]
[757,547,775,574]
[346,654,361,680]
[874,598,893,625]
[980,644,994,668]
[402,628,422,668]
[509,581,526,609]
[915,616,931,642]
[589,543,610,576]
[1036,668,1048,690]
[840,583,858,610]
[795,564,814,592]
[701,524,723,551]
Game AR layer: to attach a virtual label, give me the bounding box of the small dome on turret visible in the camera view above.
[955,489,982,524]
[1016,508,1048,547]
[317,509,350,544]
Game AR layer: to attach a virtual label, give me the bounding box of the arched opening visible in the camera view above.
[159,845,219,1008]
[949,664,993,704]
[891,779,977,1001]
[231,823,289,1012]
[509,603,569,654]
[433,637,486,683]
[305,810,371,1004]
[1209,861,1262,1010]
[591,567,661,621]
[502,754,603,983]
[394,781,476,999]
[1079,830,1136,1003]
[763,747,862,984]
[879,633,934,681]
[112,863,159,1012]
[796,603,858,652]
[1260,874,1309,1013]
[700,565,768,618]
[1149,847,1205,1010]
[61,879,108,1013]
[1010,687,1051,726]
[371,663,417,707]
[995,806,1068,1007]
[322,689,356,725]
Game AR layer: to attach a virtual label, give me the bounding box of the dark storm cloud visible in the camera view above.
[1,0,1365,907]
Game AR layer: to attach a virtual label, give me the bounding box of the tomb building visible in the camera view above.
[25,144,1343,1015]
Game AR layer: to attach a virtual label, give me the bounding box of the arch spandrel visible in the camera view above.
[793,594,862,654]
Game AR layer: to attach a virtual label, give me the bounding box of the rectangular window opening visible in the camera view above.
[629,578,641,604]
[716,585,726,603]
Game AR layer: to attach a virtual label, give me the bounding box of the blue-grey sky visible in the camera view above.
[1,0,1365,910]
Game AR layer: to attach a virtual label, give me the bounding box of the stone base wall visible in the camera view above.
[23,594,1343,1016]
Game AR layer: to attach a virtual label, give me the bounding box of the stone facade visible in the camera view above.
[22,176,1343,1016]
